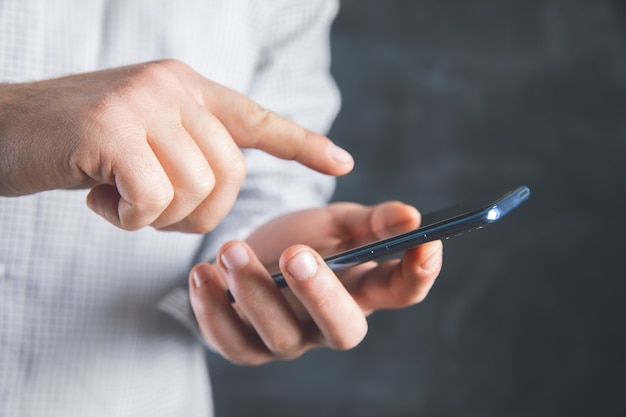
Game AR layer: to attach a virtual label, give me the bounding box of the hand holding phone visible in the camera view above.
[228,185,530,301]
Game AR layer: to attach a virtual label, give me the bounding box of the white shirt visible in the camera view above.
[0,1,340,416]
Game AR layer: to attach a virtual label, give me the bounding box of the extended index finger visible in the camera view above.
[199,79,354,176]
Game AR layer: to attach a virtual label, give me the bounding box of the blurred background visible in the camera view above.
[208,1,626,415]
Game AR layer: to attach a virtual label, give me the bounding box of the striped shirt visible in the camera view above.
[0,1,340,416]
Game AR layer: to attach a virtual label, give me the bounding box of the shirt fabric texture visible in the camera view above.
[0,1,340,416]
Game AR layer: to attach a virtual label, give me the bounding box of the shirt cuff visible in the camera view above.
[156,286,215,351]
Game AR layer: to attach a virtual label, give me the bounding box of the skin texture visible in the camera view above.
[189,201,443,366]
[1,59,443,365]
[0,59,354,232]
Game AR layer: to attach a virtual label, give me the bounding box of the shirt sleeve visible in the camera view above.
[158,0,342,344]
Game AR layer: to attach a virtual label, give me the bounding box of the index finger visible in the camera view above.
[199,79,354,176]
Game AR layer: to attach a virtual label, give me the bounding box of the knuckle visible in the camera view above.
[191,178,216,201]
[135,60,179,83]
[218,345,269,367]
[119,190,173,231]
[188,217,220,235]
[146,182,176,210]
[83,61,191,129]
[246,104,288,145]
[184,158,246,234]
[249,102,274,129]
[153,58,186,71]
[328,320,368,351]
[180,172,216,203]
[266,334,305,360]
[139,181,174,207]
[116,60,188,102]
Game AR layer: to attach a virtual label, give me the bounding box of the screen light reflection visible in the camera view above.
[487,208,500,221]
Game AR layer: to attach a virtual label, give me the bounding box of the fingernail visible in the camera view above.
[286,250,318,281]
[193,267,210,288]
[328,143,354,165]
[421,244,443,273]
[220,243,250,271]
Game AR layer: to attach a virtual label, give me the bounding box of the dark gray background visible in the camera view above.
[208,1,626,415]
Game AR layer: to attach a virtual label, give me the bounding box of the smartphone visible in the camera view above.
[227,185,530,301]
[269,185,531,289]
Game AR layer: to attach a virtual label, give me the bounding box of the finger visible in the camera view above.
[147,118,216,230]
[166,102,246,233]
[353,240,444,312]
[86,134,174,230]
[331,201,422,242]
[189,263,273,366]
[218,241,312,359]
[369,201,422,237]
[197,79,354,176]
[280,245,368,351]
